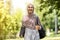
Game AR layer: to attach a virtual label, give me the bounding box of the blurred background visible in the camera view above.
[0,0,60,40]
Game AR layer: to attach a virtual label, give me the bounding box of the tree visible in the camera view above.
[34,0,60,34]
[0,0,23,39]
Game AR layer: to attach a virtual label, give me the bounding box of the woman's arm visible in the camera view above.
[36,16,41,30]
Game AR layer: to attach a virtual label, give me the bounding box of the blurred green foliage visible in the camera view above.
[34,0,60,30]
[0,8,23,40]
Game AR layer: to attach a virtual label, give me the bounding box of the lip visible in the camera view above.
[28,9,33,11]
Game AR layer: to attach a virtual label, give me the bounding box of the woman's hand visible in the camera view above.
[35,25,41,30]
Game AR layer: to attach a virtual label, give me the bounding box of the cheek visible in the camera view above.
[30,8,34,10]
[28,8,34,11]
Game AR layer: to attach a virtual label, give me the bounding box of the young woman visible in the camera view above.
[22,3,41,40]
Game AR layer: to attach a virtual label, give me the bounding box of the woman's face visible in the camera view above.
[27,4,34,14]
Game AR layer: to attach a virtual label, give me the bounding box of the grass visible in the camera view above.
[6,36,60,40]
[47,31,60,37]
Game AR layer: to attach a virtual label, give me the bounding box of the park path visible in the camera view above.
[6,37,60,40]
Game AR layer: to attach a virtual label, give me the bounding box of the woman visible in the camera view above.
[22,3,41,40]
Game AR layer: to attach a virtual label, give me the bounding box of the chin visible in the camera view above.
[29,12,33,14]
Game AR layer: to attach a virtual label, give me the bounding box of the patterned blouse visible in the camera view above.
[22,14,41,30]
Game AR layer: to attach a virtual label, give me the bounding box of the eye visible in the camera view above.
[28,6,33,8]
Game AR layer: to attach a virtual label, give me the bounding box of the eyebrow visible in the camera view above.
[28,6,33,8]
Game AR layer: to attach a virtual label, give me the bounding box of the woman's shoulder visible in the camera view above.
[34,14,38,18]
[23,15,27,18]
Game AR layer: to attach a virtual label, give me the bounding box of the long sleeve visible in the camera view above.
[37,16,41,26]
[22,16,27,27]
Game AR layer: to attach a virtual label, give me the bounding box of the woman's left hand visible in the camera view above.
[35,25,41,30]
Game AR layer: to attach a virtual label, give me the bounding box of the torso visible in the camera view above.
[23,14,37,30]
